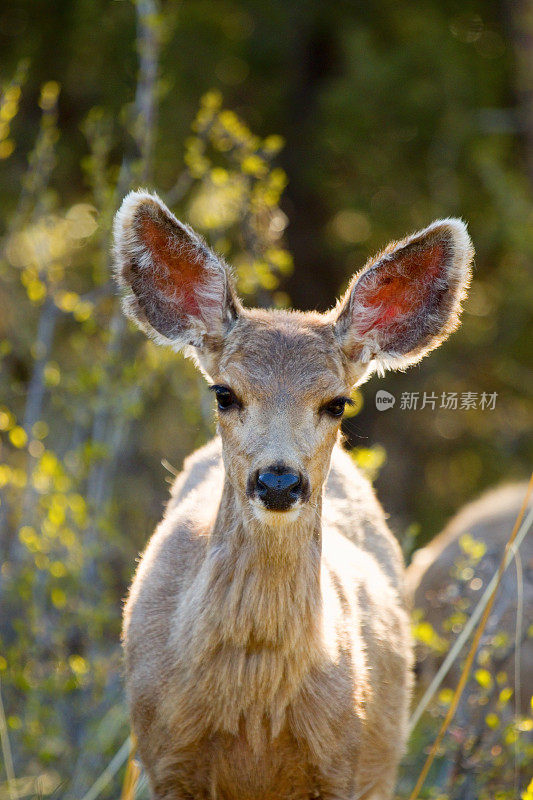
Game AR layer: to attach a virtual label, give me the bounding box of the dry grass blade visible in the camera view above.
[78,737,132,800]
[512,547,523,797]
[120,735,140,800]
[0,677,17,800]
[407,472,533,800]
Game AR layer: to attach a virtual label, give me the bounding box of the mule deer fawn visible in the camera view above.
[113,191,473,800]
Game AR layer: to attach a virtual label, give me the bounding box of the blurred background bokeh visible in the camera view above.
[0,1,531,798]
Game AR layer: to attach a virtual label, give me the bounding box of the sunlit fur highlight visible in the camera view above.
[333,218,474,378]
[113,192,474,799]
[113,190,240,353]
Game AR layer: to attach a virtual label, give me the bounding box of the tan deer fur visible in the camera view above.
[113,190,474,799]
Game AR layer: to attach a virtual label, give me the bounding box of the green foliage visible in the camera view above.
[0,13,290,794]
[184,89,292,300]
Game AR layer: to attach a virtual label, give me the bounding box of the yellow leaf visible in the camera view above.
[485,712,499,729]
[411,620,448,654]
[265,248,293,273]
[211,167,228,185]
[438,688,454,705]
[0,465,11,487]
[474,668,493,690]
[32,421,49,439]
[0,139,15,159]
[9,426,27,448]
[459,532,486,561]
[498,687,513,705]
[56,290,79,312]
[73,300,93,322]
[68,655,88,674]
[51,587,67,608]
[200,89,222,110]
[0,409,15,430]
[241,154,268,177]
[44,362,61,386]
[39,80,60,111]
[50,560,67,578]
[19,526,38,551]
[263,134,284,153]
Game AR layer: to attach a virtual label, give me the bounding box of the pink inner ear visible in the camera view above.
[140,216,205,318]
[358,243,445,334]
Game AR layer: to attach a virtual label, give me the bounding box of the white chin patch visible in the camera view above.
[250,501,302,526]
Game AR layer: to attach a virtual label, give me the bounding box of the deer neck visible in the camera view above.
[202,475,323,650]
[172,476,325,748]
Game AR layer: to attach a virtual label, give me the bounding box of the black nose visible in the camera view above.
[256,467,302,511]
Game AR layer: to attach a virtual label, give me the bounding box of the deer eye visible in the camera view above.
[321,396,352,418]
[210,385,240,411]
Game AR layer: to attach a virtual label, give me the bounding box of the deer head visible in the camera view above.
[113,191,473,526]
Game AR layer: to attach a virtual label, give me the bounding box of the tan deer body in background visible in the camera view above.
[113,191,473,800]
[407,482,533,717]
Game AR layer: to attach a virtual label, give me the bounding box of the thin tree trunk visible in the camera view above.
[5,295,58,568]
[82,0,161,585]
[66,4,162,795]
[22,296,58,437]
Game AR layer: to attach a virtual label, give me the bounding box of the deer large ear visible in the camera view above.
[113,191,239,351]
[334,219,473,377]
